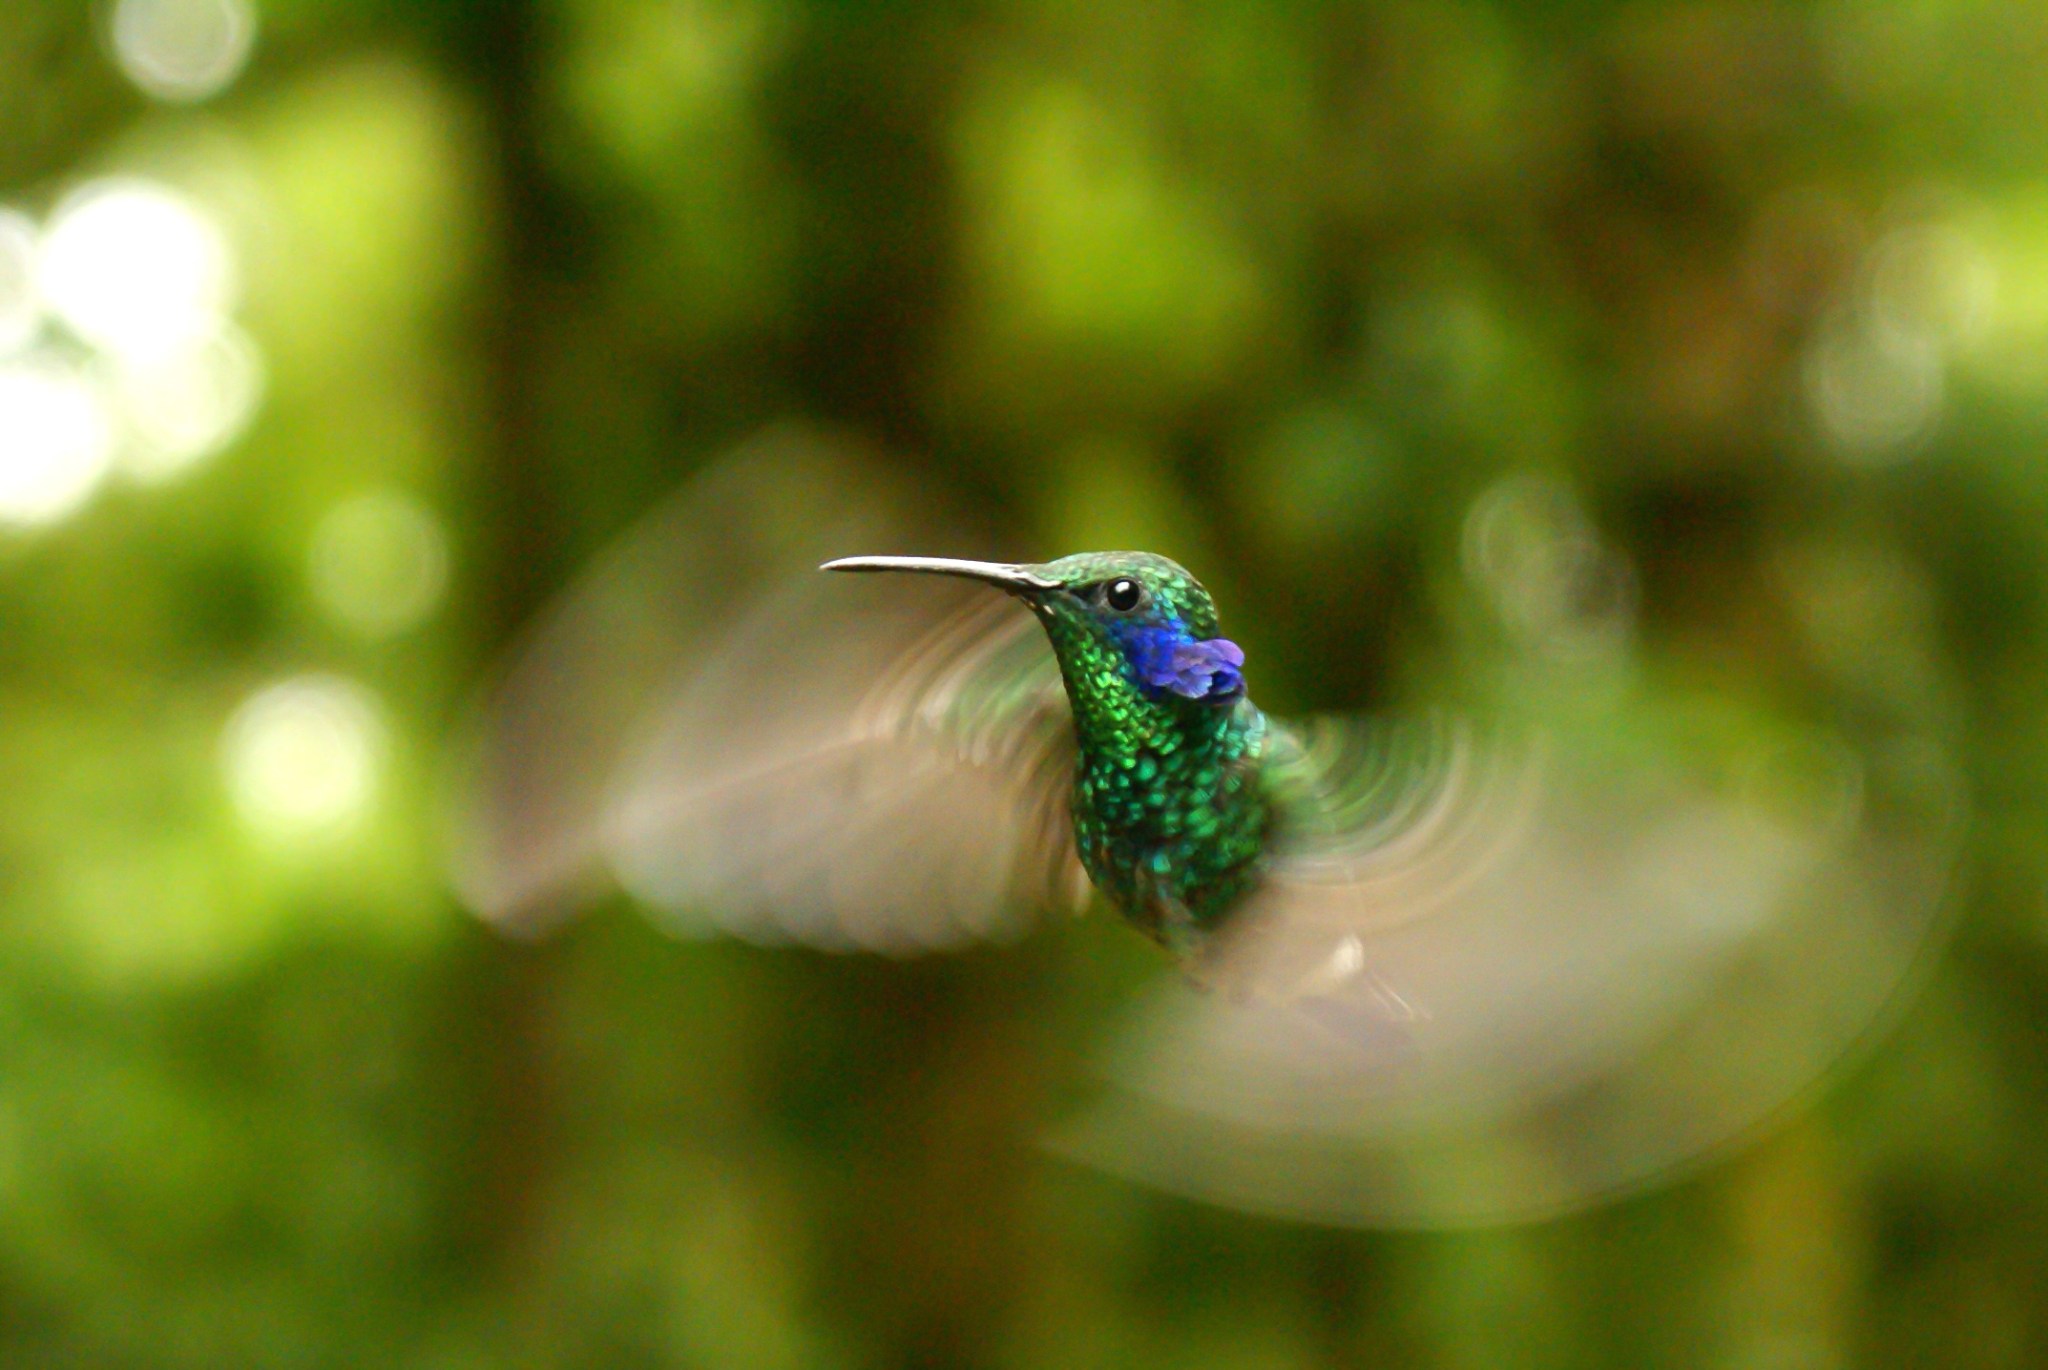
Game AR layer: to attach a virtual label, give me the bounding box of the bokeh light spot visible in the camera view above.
[115,322,264,481]
[111,0,258,103]
[1869,219,1996,348]
[38,180,234,363]
[0,210,39,357]
[308,490,451,638]
[1804,309,1942,462]
[1463,473,1637,659]
[223,675,384,838]
[0,359,117,526]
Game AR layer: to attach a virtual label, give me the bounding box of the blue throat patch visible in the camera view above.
[1116,621,1246,701]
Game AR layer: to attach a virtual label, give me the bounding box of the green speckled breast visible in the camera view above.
[1041,610,1272,951]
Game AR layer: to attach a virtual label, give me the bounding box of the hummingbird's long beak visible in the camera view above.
[821,555,1062,595]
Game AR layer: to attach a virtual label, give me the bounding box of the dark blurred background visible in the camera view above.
[1,0,2045,1365]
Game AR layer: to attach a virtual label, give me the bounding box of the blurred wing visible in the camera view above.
[1052,701,1962,1225]
[605,584,1084,952]
[448,424,1085,952]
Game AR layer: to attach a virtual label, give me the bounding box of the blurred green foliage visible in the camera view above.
[2,0,2048,1366]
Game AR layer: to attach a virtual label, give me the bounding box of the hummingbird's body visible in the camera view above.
[827,550,1278,952]
[1066,688,1270,950]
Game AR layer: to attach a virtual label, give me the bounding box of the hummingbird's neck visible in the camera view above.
[1037,610,1225,758]
[1040,614,1271,951]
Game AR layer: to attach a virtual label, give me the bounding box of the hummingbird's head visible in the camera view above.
[822,550,1245,704]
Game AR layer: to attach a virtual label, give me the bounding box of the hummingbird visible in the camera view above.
[454,427,1960,1225]
[820,551,1267,961]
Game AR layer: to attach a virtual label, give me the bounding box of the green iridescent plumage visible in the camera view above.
[823,550,1284,955]
[1028,552,1270,951]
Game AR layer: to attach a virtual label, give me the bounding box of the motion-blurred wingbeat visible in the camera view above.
[452,427,1962,1227]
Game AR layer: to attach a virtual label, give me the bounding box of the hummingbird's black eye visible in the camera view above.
[1103,577,1144,613]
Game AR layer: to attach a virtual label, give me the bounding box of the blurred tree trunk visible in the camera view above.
[424,0,578,1326]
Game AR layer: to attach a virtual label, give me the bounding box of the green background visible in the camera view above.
[3,0,2046,1365]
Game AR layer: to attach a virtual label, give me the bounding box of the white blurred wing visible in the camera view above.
[1052,702,1962,1225]
[448,425,1085,952]
[605,584,1084,951]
